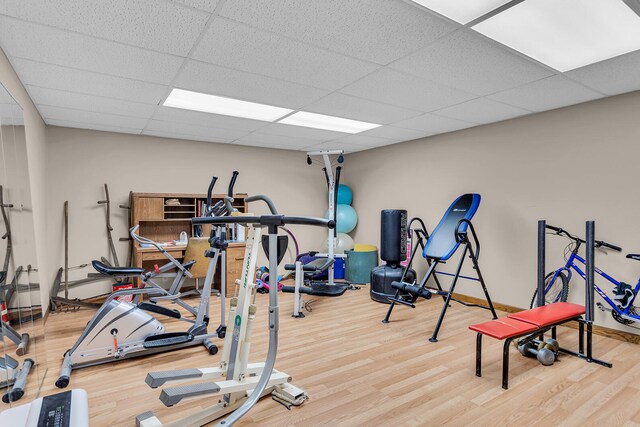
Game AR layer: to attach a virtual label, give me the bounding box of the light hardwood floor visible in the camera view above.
[6,288,640,426]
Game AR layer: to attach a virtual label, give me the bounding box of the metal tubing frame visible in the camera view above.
[216,226,280,427]
[307,150,344,287]
[384,218,496,342]
[537,220,546,307]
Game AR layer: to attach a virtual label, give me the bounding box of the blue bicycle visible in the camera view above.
[531,224,640,326]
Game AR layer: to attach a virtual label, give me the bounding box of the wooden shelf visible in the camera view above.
[132,192,249,288]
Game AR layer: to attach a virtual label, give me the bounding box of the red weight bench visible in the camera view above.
[470,302,589,389]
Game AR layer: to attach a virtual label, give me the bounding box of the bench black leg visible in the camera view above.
[502,338,512,390]
[476,333,482,377]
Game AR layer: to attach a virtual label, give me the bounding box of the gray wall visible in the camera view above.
[0,48,48,310]
[44,126,330,298]
[348,90,640,332]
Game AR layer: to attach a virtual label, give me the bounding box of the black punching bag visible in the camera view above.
[380,210,407,265]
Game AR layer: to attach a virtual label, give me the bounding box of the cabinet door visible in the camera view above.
[137,197,164,220]
[226,245,247,295]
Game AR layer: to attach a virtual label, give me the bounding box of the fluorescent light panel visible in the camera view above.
[473,0,640,72]
[163,88,293,122]
[410,0,512,24]
[278,111,381,134]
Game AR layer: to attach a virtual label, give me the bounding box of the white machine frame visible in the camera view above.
[137,195,330,427]
[306,150,345,286]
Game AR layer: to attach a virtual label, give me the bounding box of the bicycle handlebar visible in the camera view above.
[597,241,622,252]
[546,224,621,252]
[545,224,562,233]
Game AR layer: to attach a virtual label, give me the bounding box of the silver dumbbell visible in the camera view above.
[518,339,559,366]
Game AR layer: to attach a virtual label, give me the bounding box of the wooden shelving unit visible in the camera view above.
[131,192,248,290]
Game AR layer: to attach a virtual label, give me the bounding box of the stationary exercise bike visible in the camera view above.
[55,173,239,388]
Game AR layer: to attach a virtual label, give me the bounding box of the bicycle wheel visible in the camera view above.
[529,271,569,308]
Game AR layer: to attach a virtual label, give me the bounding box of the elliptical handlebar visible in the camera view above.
[130,225,164,251]
[192,214,334,229]
[206,175,218,208]
[223,197,236,214]
[244,195,279,214]
[228,170,239,197]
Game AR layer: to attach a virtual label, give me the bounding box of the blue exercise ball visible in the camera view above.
[337,184,353,205]
[326,204,358,233]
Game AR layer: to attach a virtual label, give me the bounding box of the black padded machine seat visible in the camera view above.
[92,260,145,276]
[281,283,348,297]
[284,258,335,275]
[282,257,348,296]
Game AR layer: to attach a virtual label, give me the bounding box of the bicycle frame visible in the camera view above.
[547,247,640,322]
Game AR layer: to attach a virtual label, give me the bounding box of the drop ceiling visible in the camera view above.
[0,0,639,152]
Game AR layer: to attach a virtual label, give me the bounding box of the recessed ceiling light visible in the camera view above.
[473,0,640,72]
[409,0,512,24]
[277,112,381,134]
[163,88,293,122]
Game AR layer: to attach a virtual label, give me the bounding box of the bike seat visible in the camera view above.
[626,254,640,262]
[92,260,144,276]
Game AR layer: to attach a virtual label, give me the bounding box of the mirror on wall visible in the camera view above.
[0,82,42,405]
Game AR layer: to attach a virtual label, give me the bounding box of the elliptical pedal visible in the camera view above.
[143,332,193,348]
[137,302,182,319]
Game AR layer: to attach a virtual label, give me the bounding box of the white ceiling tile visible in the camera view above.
[232,140,303,151]
[176,60,329,109]
[0,100,23,125]
[566,50,640,96]
[331,134,398,147]
[487,75,603,112]
[47,119,142,135]
[27,86,157,119]
[152,107,267,132]
[303,93,421,125]
[0,17,183,84]
[193,18,379,90]
[392,113,476,133]
[258,123,347,141]
[142,129,233,144]
[233,132,320,148]
[0,0,209,56]
[171,0,219,13]
[309,141,373,153]
[218,0,458,65]
[340,68,475,112]
[145,120,249,141]
[391,29,554,95]
[410,0,512,25]
[360,126,432,141]
[12,59,167,104]
[39,105,150,129]
[433,98,530,124]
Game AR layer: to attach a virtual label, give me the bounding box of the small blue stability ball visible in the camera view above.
[326,204,358,233]
[337,184,353,205]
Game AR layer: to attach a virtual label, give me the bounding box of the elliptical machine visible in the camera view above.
[136,195,333,427]
[55,173,239,388]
